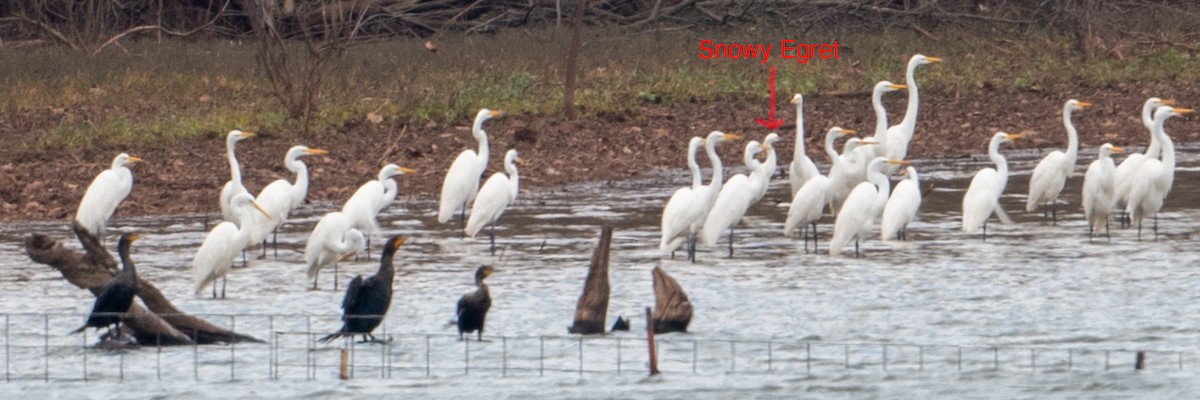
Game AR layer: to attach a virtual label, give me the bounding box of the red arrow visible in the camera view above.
[755,66,786,130]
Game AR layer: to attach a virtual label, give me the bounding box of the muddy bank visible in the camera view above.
[2,83,1197,222]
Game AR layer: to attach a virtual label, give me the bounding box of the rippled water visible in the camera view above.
[3,145,1200,397]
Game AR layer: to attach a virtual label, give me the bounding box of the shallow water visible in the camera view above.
[3,145,1200,397]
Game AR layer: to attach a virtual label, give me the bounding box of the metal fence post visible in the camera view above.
[425,335,431,377]
[883,345,888,371]
[230,315,236,381]
[502,336,508,377]
[540,336,545,377]
[767,341,773,372]
[464,337,470,375]
[43,314,49,382]
[617,337,622,375]
[578,336,584,376]
[806,343,811,375]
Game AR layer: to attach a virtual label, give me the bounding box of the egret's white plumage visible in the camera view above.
[827,134,871,211]
[962,132,1023,236]
[659,131,739,257]
[701,134,779,250]
[658,137,707,255]
[342,164,416,244]
[880,166,922,241]
[783,128,853,242]
[1114,98,1173,212]
[1126,106,1190,238]
[1026,99,1090,217]
[304,211,366,289]
[465,149,522,253]
[1082,143,1122,237]
[438,109,502,224]
[193,193,270,298]
[219,130,256,224]
[788,94,820,196]
[854,81,906,165]
[830,158,904,256]
[248,146,327,249]
[75,153,143,237]
[884,55,941,167]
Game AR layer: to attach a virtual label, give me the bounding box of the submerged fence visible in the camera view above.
[0,312,1189,382]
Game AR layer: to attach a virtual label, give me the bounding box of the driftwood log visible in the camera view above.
[567,225,612,335]
[24,222,263,345]
[651,265,692,334]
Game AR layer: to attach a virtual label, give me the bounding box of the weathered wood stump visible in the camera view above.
[24,222,264,346]
[568,225,613,335]
[651,265,692,334]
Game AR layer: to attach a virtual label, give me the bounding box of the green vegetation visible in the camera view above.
[1,26,1197,149]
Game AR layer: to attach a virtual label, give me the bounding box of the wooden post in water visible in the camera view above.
[645,307,659,376]
[1136,351,1146,370]
[339,349,350,380]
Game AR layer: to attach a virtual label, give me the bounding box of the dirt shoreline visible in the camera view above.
[2,84,1197,223]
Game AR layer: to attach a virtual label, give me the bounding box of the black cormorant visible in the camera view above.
[319,235,406,343]
[456,265,496,341]
[72,232,140,338]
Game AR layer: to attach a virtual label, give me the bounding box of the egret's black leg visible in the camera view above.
[812,222,819,251]
[1153,214,1158,241]
[489,224,496,256]
[727,226,734,258]
[272,229,279,258]
[1052,202,1058,225]
[854,238,860,258]
[260,239,267,259]
[334,262,340,290]
[212,279,217,298]
[221,275,227,299]
[1105,219,1111,242]
[982,221,988,242]
[460,204,467,239]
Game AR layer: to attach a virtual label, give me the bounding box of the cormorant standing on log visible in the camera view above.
[72,232,140,338]
[319,235,407,343]
[456,266,495,341]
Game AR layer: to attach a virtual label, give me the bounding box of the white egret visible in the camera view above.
[855,81,906,164]
[75,153,143,239]
[828,135,873,212]
[885,54,942,168]
[783,127,853,252]
[193,193,270,298]
[700,137,770,255]
[658,137,706,259]
[466,149,523,255]
[342,164,417,257]
[249,146,328,257]
[788,94,819,196]
[962,132,1024,240]
[438,109,502,228]
[1025,99,1090,223]
[881,165,922,241]
[753,133,781,203]
[1081,143,1123,240]
[304,211,366,290]
[829,158,908,257]
[219,130,256,224]
[659,131,739,261]
[1126,106,1191,240]
[1114,97,1173,226]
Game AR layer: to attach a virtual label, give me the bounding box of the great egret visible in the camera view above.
[828,135,872,212]
[342,164,416,257]
[438,109,503,228]
[1026,99,1091,223]
[1126,106,1191,240]
[700,137,770,255]
[783,127,854,252]
[1114,97,1174,226]
[193,193,271,298]
[455,265,496,341]
[1082,143,1123,240]
[75,153,143,239]
[658,137,706,258]
[884,55,941,169]
[465,149,523,255]
[319,235,407,343]
[753,133,781,203]
[789,94,820,196]
[962,132,1024,240]
[304,211,367,290]
[829,158,908,257]
[250,146,328,257]
[855,81,907,163]
[71,232,139,338]
[659,131,739,261]
[219,130,256,224]
[881,166,922,241]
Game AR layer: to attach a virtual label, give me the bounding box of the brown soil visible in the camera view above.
[2,83,1196,222]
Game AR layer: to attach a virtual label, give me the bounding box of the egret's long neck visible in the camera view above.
[506,158,520,199]
[292,160,309,203]
[794,99,806,157]
[872,87,889,143]
[1154,114,1176,171]
[706,139,723,189]
[868,167,890,203]
[687,143,702,189]
[382,178,398,205]
[989,138,1008,179]
[227,138,242,185]
[824,133,839,160]
[744,148,761,173]
[473,119,490,172]
[1142,101,1156,132]
[763,147,777,175]
[899,60,920,137]
[1063,106,1079,163]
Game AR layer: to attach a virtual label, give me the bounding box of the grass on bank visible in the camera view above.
[0,25,1197,149]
